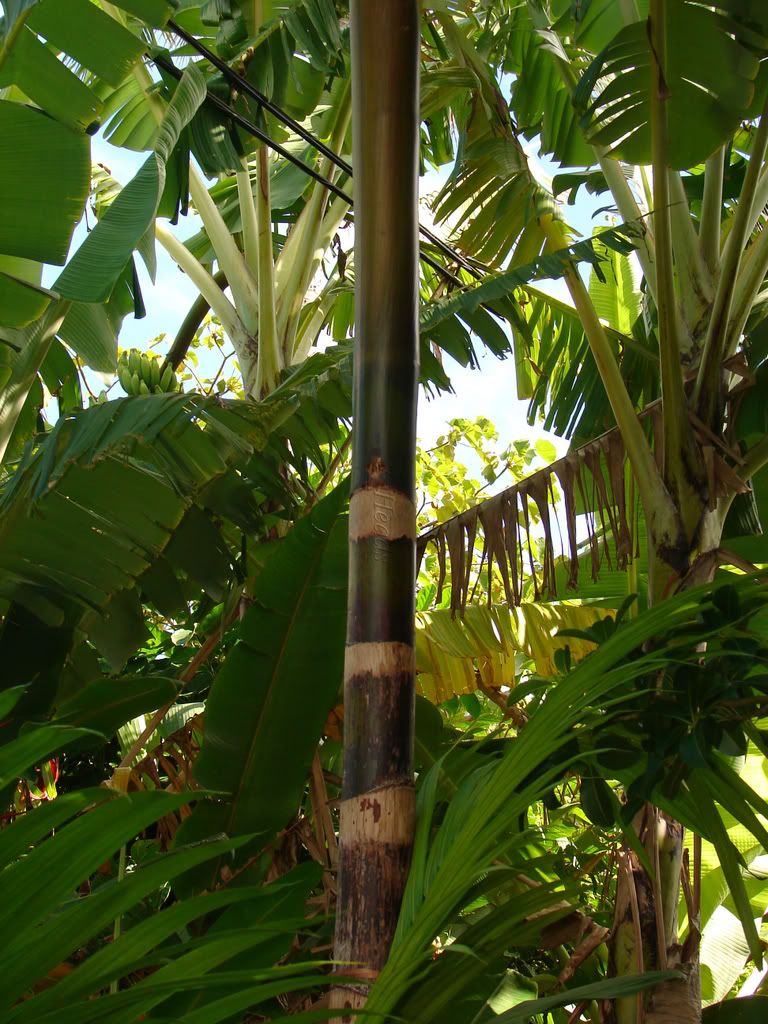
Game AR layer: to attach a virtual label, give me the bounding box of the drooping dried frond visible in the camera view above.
[418,417,642,612]
[418,375,755,614]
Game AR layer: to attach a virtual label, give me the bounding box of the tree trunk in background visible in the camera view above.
[331,2,420,1020]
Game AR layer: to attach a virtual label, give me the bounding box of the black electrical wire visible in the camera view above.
[153,52,352,204]
[153,51,466,286]
[168,19,353,175]
[165,19,483,282]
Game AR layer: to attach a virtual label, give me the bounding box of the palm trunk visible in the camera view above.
[331,2,420,1020]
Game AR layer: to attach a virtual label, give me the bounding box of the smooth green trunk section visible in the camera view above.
[348,12,419,498]
[649,5,704,546]
[334,0,420,1000]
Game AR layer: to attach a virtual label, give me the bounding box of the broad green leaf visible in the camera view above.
[0,685,26,720]
[0,100,90,265]
[100,74,163,152]
[55,66,207,303]
[0,271,55,329]
[55,156,160,304]
[420,223,639,334]
[488,971,538,1012]
[0,303,65,467]
[190,485,348,841]
[534,438,557,463]
[82,582,150,671]
[0,394,290,670]
[507,21,595,166]
[27,0,145,88]
[589,237,640,334]
[58,300,119,371]
[575,3,768,168]
[53,675,179,737]
[108,0,173,26]
[0,26,102,131]
[581,775,618,827]
[687,777,763,963]
[702,997,768,1023]
[700,905,757,1005]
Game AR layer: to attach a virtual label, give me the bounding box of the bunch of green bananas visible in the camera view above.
[117,349,180,396]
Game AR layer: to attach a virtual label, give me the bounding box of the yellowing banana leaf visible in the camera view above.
[515,602,603,676]
[416,602,604,704]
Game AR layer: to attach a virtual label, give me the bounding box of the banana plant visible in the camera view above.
[4,5,768,1022]
[405,4,768,1020]
[88,0,353,402]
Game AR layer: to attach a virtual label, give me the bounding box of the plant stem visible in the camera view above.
[537,204,674,551]
[554,55,658,305]
[165,269,229,369]
[648,2,701,536]
[563,262,676,532]
[744,167,768,239]
[597,154,658,304]
[668,170,712,350]
[0,6,32,75]
[287,195,351,363]
[724,202,768,357]
[292,280,341,366]
[306,432,353,511]
[699,148,724,275]
[740,436,768,484]
[693,100,768,429]
[236,164,260,279]
[188,168,259,337]
[155,224,246,354]
[276,81,352,361]
[618,0,639,21]
[253,143,282,397]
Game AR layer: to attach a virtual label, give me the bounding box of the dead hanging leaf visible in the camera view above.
[712,452,751,500]
[606,430,633,560]
[418,423,636,610]
[417,386,756,615]
[555,457,580,588]
[323,704,344,742]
